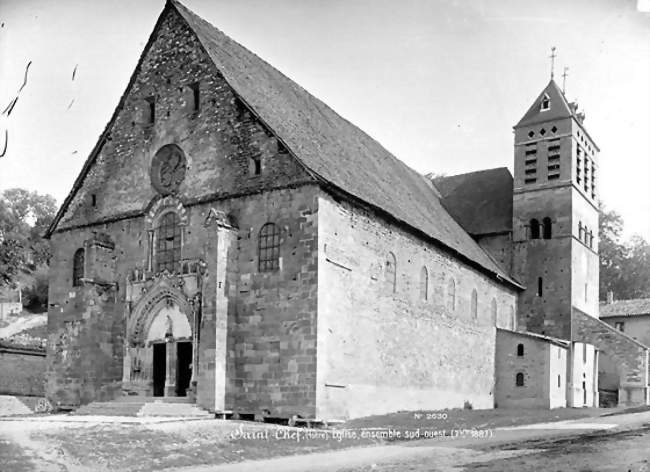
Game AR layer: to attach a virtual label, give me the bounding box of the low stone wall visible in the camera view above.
[0,344,46,397]
[572,309,649,406]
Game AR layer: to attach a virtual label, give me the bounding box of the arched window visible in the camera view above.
[72,248,85,287]
[491,298,498,325]
[530,219,540,239]
[419,266,428,301]
[385,252,397,293]
[517,343,524,356]
[516,372,525,387]
[537,277,543,297]
[156,212,181,273]
[470,289,478,319]
[540,94,550,111]
[542,217,552,239]
[447,278,456,311]
[259,223,281,272]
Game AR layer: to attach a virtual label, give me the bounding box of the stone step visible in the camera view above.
[137,402,211,417]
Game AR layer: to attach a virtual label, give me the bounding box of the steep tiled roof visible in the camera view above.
[600,298,650,318]
[170,1,521,288]
[46,0,521,289]
[433,168,513,236]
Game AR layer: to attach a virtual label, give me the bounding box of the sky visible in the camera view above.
[1,0,649,239]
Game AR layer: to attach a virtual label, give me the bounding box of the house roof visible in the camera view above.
[497,328,570,348]
[433,168,513,236]
[46,0,521,290]
[600,298,650,318]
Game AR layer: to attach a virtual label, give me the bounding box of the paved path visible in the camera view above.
[163,411,650,472]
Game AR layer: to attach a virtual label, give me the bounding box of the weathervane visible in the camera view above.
[562,66,569,94]
[549,46,557,79]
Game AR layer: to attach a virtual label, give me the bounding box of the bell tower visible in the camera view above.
[512,79,600,339]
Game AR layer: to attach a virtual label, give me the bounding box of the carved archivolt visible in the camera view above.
[144,194,189,231]
[127,279,192,347]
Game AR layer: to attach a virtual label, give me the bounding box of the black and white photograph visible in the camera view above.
[0,0,649,470]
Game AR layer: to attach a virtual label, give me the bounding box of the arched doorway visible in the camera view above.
[123,283,195,398]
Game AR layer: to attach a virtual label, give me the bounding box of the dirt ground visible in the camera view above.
[336,427,650,472]
[1,409,649,471]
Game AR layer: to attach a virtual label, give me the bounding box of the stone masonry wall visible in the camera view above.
[48,6,319,412]
[572,309,649,406]
[316,193,518,419]
[0,348,46,397]
[494,330,558,409]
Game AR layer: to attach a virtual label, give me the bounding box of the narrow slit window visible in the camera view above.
[385,252,397,293]
[470,289,478,319]
[529,218,540,238]
[447,278,456,312]
[145,96,155,124]
[72,248,85,286]
[191,82,200,112]
[537,277,543,297]
[420,266,428,301]
[517,344,524,356]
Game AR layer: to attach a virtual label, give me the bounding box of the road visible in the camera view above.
[173,410,650,472]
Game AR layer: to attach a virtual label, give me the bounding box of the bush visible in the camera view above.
[463,400,473,410]
[23,266,48,311]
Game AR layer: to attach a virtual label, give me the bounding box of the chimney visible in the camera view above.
[607,291,614,304]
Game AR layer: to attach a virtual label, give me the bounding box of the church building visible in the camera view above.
[44,0,649,419]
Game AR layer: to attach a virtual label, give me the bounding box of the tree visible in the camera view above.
[0,189,57,287]
[599,203,650,301]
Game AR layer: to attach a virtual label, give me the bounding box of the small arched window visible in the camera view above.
[490,298,498,325]
[516,372,525,387]
[470,289,478,319]
[419,266,428,301]
[259,223,281,272]
[447,278,456,312]
[540,94,550,111]
[517,343,524,356]
[542,217,552,239]
[72,248,85,287]
[530,219,540,239]
[385,252,397,293]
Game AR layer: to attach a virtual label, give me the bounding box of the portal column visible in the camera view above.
[164,340,177,396]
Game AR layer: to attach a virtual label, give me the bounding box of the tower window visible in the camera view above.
[558,375,561,388]
[537,277,543,297]
[529,219,540,239]
[540,128,546,136]
[72,248,85,287]
[540,95,550,111]
[385,252,397,293]
[525,178,537,184]
[259,222,281,272]
[542,217,552,239]
[516,372,525,387]
[517,343,524,356]
[551,126,558,133]
[528,130,535,138]
[91,194,97,207]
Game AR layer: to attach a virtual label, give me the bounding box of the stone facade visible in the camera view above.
[0,346,46,397]
[316,195,518,418]
[495,329,567,409]
[44,0,648,418]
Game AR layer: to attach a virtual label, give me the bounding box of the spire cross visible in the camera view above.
[562,66,569,94]
[549,46,557,79]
